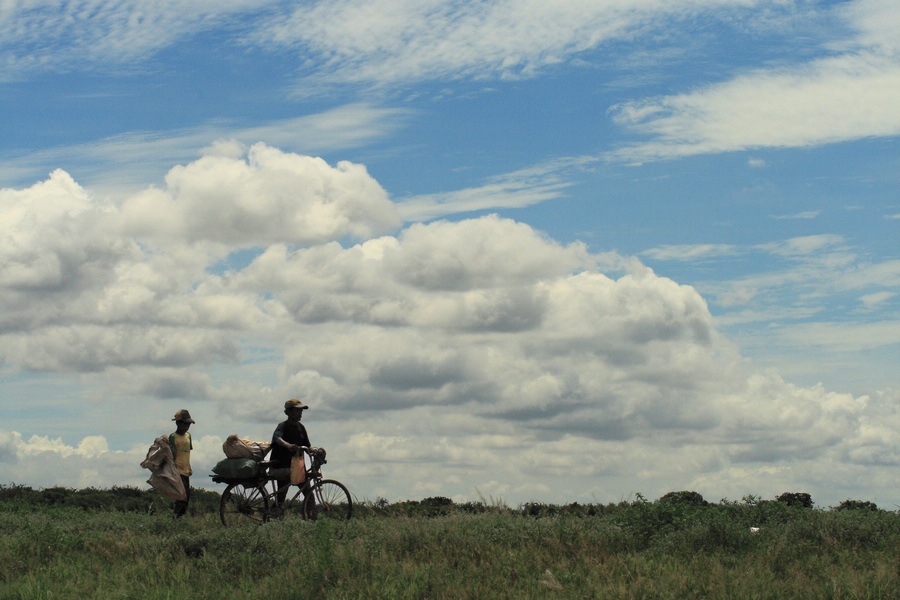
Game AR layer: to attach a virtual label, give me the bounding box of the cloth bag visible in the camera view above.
[290,454,305,485]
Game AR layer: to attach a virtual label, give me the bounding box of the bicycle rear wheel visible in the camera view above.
[220,482,269,526]
[303,479,352,521]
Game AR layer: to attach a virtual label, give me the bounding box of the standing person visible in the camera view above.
[170,409,195,517]
[271,399,311,504]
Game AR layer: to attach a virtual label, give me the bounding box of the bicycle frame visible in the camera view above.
[261,451,323,513]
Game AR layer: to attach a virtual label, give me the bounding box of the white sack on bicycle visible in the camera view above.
[223,434,270,461]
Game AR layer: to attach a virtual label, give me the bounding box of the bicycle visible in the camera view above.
[212,447,352,526]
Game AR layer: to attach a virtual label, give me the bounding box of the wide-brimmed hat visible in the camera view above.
[172,409,196,424]
[284,399,309,410]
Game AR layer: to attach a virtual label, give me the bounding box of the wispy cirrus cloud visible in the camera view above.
[607,0,900,161]
[396,156,597,222]
[772,211,820,220]
[608,54,900,162]
[0,104,411,190]
[642,235,849,264]
[0,0,271,78]
[0,0,783,84]
[252,0,785,90]
[860,291,896,309]
[688,235,900,333]
[642,244,739,262]
[755,234,847,257]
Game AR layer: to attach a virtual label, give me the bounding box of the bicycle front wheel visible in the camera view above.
[303,479,352,521]
[220,482,269,526]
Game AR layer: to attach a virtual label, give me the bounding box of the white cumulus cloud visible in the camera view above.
[1,146,897,507]
[120,142,401,246]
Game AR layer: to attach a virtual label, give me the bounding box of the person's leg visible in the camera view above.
[275,477,290,505]
[174,475,190,517]
[266,466,292,506]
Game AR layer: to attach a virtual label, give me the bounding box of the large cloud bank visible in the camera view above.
[1,143,897,505]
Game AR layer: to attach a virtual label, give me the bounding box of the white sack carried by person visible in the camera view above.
[141,435,187,501]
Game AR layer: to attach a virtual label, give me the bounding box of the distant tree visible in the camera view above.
[421,496,453,507]
[521,502,556,517]
[659,491,708,506]
[776,492,813,509]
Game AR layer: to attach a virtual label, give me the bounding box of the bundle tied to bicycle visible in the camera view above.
[212,435,272,479]
[214,435,327,485]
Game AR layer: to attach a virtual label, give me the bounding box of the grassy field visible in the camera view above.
[2,486,900,599]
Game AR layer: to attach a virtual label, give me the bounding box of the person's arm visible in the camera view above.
[274,436,306,454]
[273,425,308,455]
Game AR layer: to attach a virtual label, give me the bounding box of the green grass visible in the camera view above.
[2,488,900,599]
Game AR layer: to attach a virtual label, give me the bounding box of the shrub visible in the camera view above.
[836,499,879,512]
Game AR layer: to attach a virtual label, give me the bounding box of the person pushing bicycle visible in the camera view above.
[215,401,351,526]
[270,399,312,505]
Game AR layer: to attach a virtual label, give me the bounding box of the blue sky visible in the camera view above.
[1,0,899,507]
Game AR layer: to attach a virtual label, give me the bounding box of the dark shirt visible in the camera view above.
[271,419,311,468]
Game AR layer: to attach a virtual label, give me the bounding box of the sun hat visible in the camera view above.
[284,399,309,410]
[172,409,196,423]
